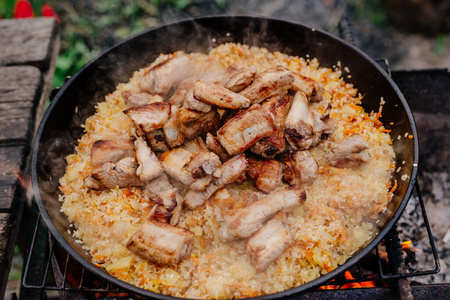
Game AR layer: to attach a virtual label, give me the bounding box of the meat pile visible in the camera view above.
[82,53,371,272]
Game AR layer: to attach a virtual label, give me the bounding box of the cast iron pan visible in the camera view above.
[32,15,419,299]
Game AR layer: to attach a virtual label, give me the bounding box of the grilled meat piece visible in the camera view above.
[225,66,257,92]
[179,107,220,140]
[133,136,164,183]
[245,211,292,272]
[160,148,196,186]
[83,176,103,190]
[325,134,370,168]
[291,72,324,102]
[250,96,292,158]
[92,157,142,189]
[121,91,163,108]
[282,150,318,186]
[90,139,134,168]
[167,78,196,106]
[186,151,222,179]
[239,66,294,104]
[124,102,171,134]
[194,81,251,109]
[249,128,286,158]
[262,95,293,124]
[183,91,212,113]
[147,129,169,152]
[167,66,239,106]
[206,133,230,162]
[183,136,209,153]
[246,157,262,181]
[151,188,184,226]
[148,204,173,224]
[140,53,192,95]
[143,173,174,200]
[163,105,185,148]
[309,111,335,146]
[185,154,248,209]
[217,104,276,155]
[127,219,194,266]
[247,158,283,193]
[285,92,315,150]
[219,187,305,242]
[161,148,222,191]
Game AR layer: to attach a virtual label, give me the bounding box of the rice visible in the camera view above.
[59,43,395,299]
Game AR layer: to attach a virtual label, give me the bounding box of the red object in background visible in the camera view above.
[13,0,34,18]
[41,4,60,24]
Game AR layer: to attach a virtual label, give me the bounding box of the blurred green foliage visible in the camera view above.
[49,0,215,87]
[348,0,386,27]
[0,0,17,17]
[2,0,224,87]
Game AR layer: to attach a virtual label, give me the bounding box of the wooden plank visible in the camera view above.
[0,18,58,69]
[0,210,23,300]
[0,66,41,102]
[0,66,42,142]
[0,213,14,299]
[0,146,26,181]
[0,183,17,210]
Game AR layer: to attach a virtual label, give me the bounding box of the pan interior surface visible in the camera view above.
[32,16,418,299]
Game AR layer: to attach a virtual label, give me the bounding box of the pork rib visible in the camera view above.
[185,154,248,209]
[194,81,251,109]
[219,187,306,242]
[239,66,294,104]
[127,219,194,266]
[245,211,292,272]
[140,53,191,95]
[217,104,276,156]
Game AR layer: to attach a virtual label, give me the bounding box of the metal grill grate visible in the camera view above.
[20,182,440,299]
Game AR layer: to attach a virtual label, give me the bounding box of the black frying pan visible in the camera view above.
[32,15,419,299]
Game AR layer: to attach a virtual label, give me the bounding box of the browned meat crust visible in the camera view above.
[217,104,276,155]
[179,107,220,140]
[291,72,324,102]
[239,66,294,104]
[282,150,318,186]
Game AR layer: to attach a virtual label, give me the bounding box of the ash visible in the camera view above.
[397,172,449,284]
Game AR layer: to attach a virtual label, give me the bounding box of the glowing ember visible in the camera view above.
[319,271,376,290]
[402,240,422,252]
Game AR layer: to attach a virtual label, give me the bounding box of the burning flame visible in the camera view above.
[320,241,421,290]
[402,240,422,252]
[319,271,376,290]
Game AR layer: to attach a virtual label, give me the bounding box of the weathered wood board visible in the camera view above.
[0,66,41,142]
[0,18,58,69]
